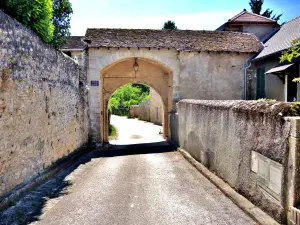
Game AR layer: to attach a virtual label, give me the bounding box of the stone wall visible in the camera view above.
[129,105,140,118]
[87,47,252,142]
[138,88,163,125]
[177,100,300,223]
[0,11,89,198]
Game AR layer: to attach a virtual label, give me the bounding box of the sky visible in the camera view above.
[69,0,300,36]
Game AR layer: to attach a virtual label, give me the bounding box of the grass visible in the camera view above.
[109,124,117,139]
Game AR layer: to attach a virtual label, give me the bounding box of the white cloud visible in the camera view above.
[70,11,239,36]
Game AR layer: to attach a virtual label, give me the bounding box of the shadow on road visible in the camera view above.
[0,141,174,225]
[101,141,174,157]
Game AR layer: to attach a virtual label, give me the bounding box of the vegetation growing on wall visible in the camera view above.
[1,0,72,47]
[108,84,150,116]
[1,0,54,43]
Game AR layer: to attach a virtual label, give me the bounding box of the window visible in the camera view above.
[256,68,266,99]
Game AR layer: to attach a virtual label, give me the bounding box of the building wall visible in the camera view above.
[87,48,252,142]
[129,105,140,118]
[138,88,163,125]
[178,51,249,100]
[0,11,89,197]
[255,56,285,101]
[177,100,299,223]
[71,51,85,67]
[243,25,275,41]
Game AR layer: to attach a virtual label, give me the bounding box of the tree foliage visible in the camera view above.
[162,20,178,30]
[280,38,300,82]
[50,0,73,48]
[2,0,54,43]
[280,38,300,63]
[108,84,150,116]
[249,0,282,21]
[1,0,72,47]
[249,0,263,14]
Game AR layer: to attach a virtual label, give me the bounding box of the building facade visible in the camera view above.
[253,17,300,101]
[61,29,262,143]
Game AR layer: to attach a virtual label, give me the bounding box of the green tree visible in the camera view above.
[162,20,178,30]
[280,38,300,82]
[50,0,73,48]
[2,0,54,43]
[109,84,150,116]
[249,0,282,21]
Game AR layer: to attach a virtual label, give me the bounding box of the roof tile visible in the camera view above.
[84,28,262,53]
[256,16,300,59]
[61,36,87,50]
[229,10,276,23]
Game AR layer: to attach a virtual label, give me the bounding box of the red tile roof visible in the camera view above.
[229,9,277,23]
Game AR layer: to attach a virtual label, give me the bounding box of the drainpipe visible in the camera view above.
[243,56,254,100]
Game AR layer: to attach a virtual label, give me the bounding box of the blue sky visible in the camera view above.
[70,0,300,35]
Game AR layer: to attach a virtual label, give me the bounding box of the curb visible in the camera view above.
[0,144,93,212]
[178,148,280,225]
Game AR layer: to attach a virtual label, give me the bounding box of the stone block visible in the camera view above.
[285,117,300,138]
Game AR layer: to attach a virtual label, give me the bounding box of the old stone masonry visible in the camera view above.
[0,9,300,225]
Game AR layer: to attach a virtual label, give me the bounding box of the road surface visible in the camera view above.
[0,116,256,225]
[109,115,164,145]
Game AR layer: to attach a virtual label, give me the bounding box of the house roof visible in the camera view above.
[255,16,300,60]
[229,9,277,23]
[61,36,87,50]
[84,28,262,53]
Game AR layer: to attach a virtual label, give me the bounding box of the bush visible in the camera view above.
[2,0,54,43]
[109,124,117,138]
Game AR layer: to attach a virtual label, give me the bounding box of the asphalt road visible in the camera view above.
[27,144,255,225]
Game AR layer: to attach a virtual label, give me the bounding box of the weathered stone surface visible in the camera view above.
[87,47,254,142]
[138,88,163,125]
[177,100,296,223]
[0,11,89,198]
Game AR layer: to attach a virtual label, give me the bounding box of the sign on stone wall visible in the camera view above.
[91,80,99,86]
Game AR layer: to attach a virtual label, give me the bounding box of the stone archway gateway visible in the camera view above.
[60,28,262,144]
[100,57,173,143]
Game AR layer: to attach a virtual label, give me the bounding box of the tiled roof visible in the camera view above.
[85,28,262,53]
[229,9,276,23]
[61,36,87,50]
[255,16,300,59]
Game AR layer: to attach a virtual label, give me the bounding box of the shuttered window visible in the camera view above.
[256,68,266,99]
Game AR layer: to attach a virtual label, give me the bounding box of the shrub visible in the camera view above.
[2,0,54,43]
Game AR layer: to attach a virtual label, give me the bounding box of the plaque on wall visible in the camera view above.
[91,80,99,86]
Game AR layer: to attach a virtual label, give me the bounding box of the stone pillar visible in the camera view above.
[285,117,300,224]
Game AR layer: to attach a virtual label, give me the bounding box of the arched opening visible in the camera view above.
[100,57,173,144]
[108,83,165,144]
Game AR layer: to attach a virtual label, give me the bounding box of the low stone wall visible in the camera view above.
[0,11,89,198]
[177,100,300,223]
